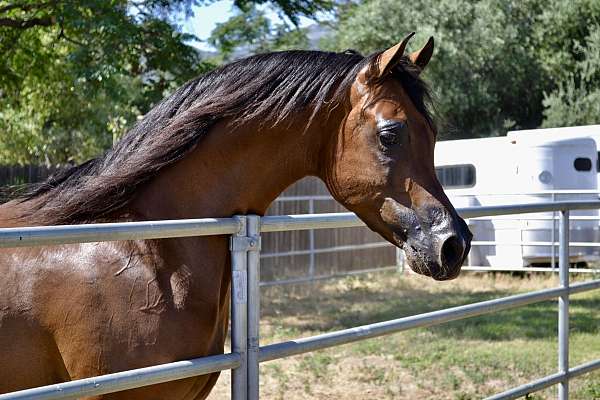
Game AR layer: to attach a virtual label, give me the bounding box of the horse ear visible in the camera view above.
[375,32,415,78]
[409,36,434,73]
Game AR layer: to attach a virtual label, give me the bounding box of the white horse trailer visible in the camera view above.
[508,125,600,186]
[435,136,600,267]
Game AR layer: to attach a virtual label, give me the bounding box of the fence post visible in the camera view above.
[246,215,261,400]
[551,193,556,270]
[558,209,570,400]
[231,216,248,400]
[308,198,316,281]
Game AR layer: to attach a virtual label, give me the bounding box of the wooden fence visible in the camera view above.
[0,165,58,187]
[261,177,396,283]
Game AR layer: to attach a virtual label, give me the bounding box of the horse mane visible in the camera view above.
[14,49,433,225]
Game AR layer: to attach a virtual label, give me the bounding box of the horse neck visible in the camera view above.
[123,110,341,312]
[128,114,334,220]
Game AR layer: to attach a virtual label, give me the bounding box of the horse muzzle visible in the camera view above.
[383,199,472,280]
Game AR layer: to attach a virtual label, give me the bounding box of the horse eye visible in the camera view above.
[379,132,401,147]
[377,121,406,148]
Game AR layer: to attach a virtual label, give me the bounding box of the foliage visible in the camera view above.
[208,5,309,61]
[233,0,332,26]
[0,1,208,164]
[542,25,600,127]
[5,0,599,164]
[0,0,324,165]
[208,6,272,58]
[326,0,600,139]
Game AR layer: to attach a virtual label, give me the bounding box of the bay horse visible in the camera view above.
[0,33,471,398]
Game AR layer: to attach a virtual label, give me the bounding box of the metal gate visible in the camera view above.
[1,201,600,400]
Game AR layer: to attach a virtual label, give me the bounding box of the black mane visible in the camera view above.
[16,49,433,224]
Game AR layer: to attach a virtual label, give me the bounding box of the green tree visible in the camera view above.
[234,0,331,25]
[0,1,208,164]
[543,26,600,127]
[208,6,272,59]
[328,0,550,138]
[0,0,326,165]
[326,0,600,138]
[208,5,310,61]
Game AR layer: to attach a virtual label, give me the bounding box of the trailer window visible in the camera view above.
[435,164,476,188]
[574,157,592,172]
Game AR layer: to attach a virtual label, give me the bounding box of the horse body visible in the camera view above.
[0,35,472,398]
[0,114,323,398]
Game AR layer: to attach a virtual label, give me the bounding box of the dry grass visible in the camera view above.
[207,271,600,399]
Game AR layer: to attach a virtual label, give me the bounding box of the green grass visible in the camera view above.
[208,272,600,399]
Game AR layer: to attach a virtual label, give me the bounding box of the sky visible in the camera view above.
[181,0,314,51]
[182,0,234,49]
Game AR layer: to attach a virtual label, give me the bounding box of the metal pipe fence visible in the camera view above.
[1,200,600,400]
[265,193,600,284]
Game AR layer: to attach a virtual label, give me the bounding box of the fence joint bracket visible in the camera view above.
[230,235,261,252]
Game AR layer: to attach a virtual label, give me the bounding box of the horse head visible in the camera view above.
[323,33,472,280]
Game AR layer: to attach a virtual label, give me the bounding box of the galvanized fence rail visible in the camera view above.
[264,191,600,284]
[1,200,600,400]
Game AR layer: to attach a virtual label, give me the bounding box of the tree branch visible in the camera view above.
[0,16,54,29]
[57,25,86,46]
[0,1,57,15]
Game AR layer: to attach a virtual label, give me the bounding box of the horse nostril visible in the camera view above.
[440,235,464,269]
